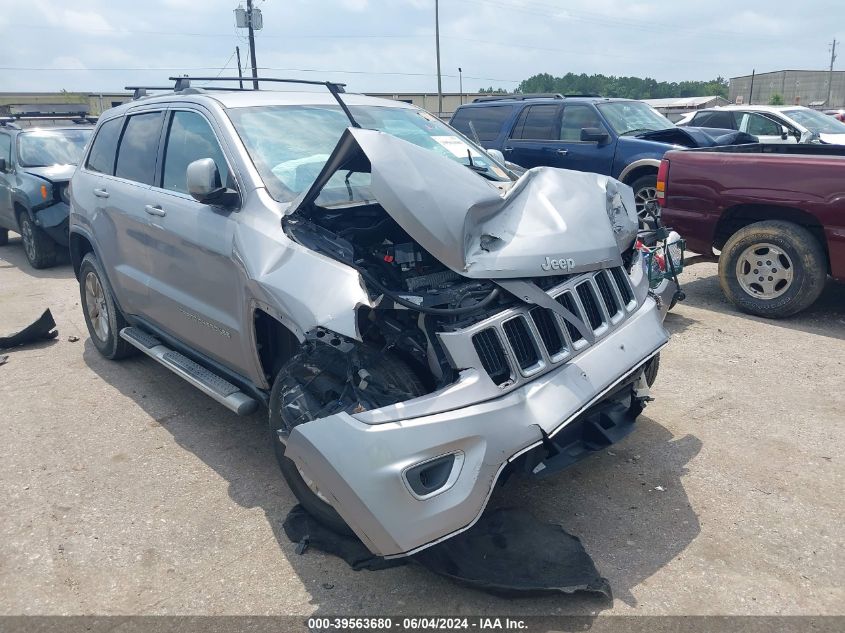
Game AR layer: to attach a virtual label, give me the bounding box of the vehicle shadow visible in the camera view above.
[0,235,74,280]
[679,263,845,341]
[82,340,701,615]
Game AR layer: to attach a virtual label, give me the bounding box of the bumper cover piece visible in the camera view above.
[286,300,668,557]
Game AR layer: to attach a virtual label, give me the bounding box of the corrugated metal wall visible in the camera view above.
[730,71,845,107]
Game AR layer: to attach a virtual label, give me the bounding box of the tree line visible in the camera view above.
[479,73,729,99]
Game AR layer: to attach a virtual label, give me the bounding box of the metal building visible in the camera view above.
[729,70,845,107]
[642,96,729,121]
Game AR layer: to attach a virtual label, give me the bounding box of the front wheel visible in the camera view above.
[270,344,426,535]
[79,252,135,359]
[718,220,826,318]
[630,174,659,228]
[19,214,57,269]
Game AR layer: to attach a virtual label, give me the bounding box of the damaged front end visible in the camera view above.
[277,127,669,557]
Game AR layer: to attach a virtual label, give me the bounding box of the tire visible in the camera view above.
[644,353,660,387]
[270,344,426,535]
[629,173,659,226]
[19,213,57,269]
[78,252,135,359]
[0,228,8,246]
[718,220,826,318]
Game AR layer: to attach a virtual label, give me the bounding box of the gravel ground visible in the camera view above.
[1,237,843,617]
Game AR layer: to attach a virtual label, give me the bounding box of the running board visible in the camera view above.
[119,327,259,416]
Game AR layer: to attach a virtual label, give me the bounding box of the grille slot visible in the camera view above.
[556,292,584,343]
[530,307,566,357]
[596,271,620,317]
[472,329,511,385]
[577,282,604,330]
[502,317,540,370]
[611,266,634,305]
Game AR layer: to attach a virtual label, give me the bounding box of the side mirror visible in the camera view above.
[581,127,610,144]
[486,149,506,164]
[780,126,790,140]
[186,158,237,206]
[0,158,6,172]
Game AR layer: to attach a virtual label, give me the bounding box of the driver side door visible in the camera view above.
[738,112,797,144]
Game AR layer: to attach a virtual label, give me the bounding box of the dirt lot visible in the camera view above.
[1,235,843,617]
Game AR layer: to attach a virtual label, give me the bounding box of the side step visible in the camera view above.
[120,327,259,416]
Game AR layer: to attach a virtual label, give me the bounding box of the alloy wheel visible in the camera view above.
[84,271,110,341]
[735,243,794,299]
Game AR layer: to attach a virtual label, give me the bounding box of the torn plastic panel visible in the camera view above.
[289,127,638,279]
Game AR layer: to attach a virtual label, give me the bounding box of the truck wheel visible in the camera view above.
[644,353,660,387]
[0,228,8,246]
[270,344,425,536]
[630,174,659,225]
[719,220,826,318]
[79,252,135,359]
[19,214,57,269]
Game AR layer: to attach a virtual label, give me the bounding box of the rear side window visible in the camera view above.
[450,106,514,141]
[745,113,782,136]
[162,111,230,194]
[86,117,123,175]
[692,111,736,129]
[510,105,559,140]
[115,112,164,185]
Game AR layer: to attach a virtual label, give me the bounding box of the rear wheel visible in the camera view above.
[79,252,135,359]
[719,220,826,318]
[270,343,425,534]
[19,214,57,269]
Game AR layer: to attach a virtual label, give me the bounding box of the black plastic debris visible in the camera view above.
[0,309,58,350]
[283,505,611,599]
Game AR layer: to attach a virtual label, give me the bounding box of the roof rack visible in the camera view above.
[125,76,359,128]
[472,93,564,103]
[0,113,97,128]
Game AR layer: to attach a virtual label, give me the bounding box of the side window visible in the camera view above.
[115,111,164,185]
[745,113,782,137]
[162,111,230,194]
[693,111,736,129]
[510,105,559,140]
[449,106,514,142]
[559,105,604,141]
[0,133,11,164]
[86,117,123,175]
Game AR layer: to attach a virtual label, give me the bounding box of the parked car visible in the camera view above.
[70,78,670,558]
[450,94,754,220]
[824,109,845,122]
[658,143,845,317]
[679,105,845,144]
[0,117,93,267]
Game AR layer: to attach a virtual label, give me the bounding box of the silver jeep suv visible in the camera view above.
[70,77,669,558]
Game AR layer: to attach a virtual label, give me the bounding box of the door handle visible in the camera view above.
[93,188,109,198]
[503,147,513,152]
[555,149,569,155]
[144,204,166,217]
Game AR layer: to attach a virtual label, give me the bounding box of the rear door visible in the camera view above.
[503,104,562,168]
[143,107,248,372]
[449,105,514,150]
[554,104,615,175]
[74,110,165,316]
[690,110,738,130]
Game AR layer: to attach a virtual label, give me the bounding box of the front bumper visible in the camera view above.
[34,201,70,246]
[286,298,669,557]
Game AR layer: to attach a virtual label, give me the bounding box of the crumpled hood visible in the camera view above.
[637,126,757,148]
[292,127,638,278]
[23,164,76,183]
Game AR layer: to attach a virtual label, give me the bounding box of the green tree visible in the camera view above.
[769,93,784,105]
[517,73,728,99]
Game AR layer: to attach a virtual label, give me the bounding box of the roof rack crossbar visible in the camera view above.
[166,76,359,128]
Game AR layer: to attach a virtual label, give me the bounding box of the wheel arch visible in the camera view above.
[618,160,659,185]
[253,307,303,388]
[714,204,829,271]
[69,230,95,279]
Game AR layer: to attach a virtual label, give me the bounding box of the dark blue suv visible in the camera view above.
[450,94,744,216]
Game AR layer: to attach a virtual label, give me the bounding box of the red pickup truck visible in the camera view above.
[658,144,845,317]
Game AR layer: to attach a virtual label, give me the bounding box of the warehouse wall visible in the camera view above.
[730,71,845,107]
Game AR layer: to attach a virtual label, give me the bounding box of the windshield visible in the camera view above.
[17,129,92,167]
[597,101,675,135]
[783,108,845,135]
[227,104,510,203]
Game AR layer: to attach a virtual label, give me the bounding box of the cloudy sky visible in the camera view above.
[1,0,843,94]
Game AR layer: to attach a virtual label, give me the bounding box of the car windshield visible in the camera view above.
[227,104,510,203]
[597,101,675,135]
[783,108,845,135]
[17,129,92,167]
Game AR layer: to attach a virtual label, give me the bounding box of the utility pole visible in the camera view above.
[458,67,463,105]
[828,39,839,107]
[247,0,259,89]
[435,0,442,117]
[749,68,755,104]
[236,46,244,89]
